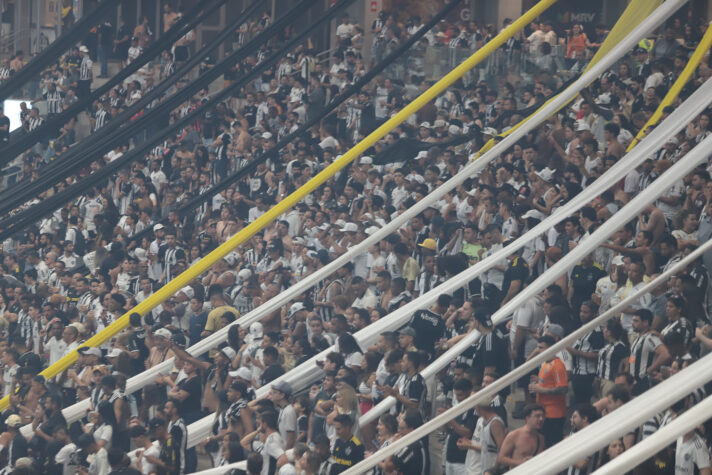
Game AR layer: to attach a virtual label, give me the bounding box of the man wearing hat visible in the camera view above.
[229,367,257,400]
[0,414,27,471]
[146,328,175,369]
[287,301,308,324]
[78,45,93,99]
[398,327,417,352]
[258,380,296,450]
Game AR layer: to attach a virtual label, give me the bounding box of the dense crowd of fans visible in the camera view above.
[0,3,711,475]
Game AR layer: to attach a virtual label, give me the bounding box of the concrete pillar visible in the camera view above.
[497,0,524,30]
[362,0,381,64]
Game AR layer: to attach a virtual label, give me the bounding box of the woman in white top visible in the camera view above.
[338,333,364,373]
[88,401,116,451]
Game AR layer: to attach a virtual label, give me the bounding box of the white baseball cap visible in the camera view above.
[339,222,358,233]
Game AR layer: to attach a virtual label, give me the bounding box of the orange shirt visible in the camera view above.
[567,33,587,58]
[536,358,568,418]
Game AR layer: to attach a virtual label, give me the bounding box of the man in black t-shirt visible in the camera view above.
[168,360,202,424]
[32,393,67,446]
[569,253,606,313]
[473,314,511,383]
[107,446,142,475]
[408,294,450,355]
[328,414,364,474]
[0,106,10,144]
[443,379,477,473]
[500,245,529,307]
[387,410,430,475]
[260,346,285,386]
[383,351,426,415]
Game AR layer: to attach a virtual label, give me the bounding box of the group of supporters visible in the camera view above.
[0,3,711,475]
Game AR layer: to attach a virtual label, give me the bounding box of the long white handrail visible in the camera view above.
[592,395,712,475]
[181,0,689,449]
[197,181,712,475]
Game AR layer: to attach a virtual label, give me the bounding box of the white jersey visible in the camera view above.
[480,415,503,474]
[675,434,710,475]
[465,416,483,474]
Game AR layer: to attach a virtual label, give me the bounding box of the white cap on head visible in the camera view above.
[178,286,194,299]
[229,367,253,381]
[249,322,263,339]
[237,268,252,282]
[339,222,358,233]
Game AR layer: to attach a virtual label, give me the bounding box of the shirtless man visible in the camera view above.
[497,404,545,468]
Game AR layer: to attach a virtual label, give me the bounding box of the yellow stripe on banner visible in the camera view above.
[627,22,712,151]
[0,0,559,412]
[475,0,663,158]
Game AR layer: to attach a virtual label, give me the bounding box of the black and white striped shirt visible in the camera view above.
[392,438,429,475]
[93,108,108,131]
[45,90,64,115]
[317,279,342,322]
[18,311,34,346]
[0,66,10,81]
[629,332,662,381]
[167,417,187,474]
[162,60,175,77]
[597,340,628,381]
[160,245,186,285]
[80,57,93,81]
[243,247,261,269]
[642,409,673,439]
[571,327,604,376]
[27,116,43,131]
[661,317,694,347]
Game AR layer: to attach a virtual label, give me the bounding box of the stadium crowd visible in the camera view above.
[0,3,711,475]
